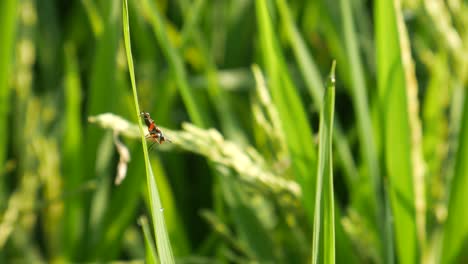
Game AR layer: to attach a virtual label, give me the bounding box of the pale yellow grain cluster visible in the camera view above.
[89,113,300,197]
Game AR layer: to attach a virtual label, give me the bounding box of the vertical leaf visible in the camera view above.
[255,0,317,222]
[122,0,175,263]
[339,0,387,260]
[139,216,159,264]
[375,0,424,263]
[140,0,207,128]
[0,0,18,198]
[442,90,468,263]
[81,0,121,258]
[311,61,336,264]
[63,43,83,260]
[339,0,380,209]
[276,0,359,189]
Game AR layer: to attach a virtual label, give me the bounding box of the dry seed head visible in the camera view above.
[89,114,301,197]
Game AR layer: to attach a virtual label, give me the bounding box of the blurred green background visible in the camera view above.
[1,0,468,263]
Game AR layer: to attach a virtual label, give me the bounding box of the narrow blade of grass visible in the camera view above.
[375,0,422,262]
[339,0,381,210]
[81,1,122,260]
[179,0,206,46]
[255,0,317,222]
[311,61,336,264]
[150,156,191,256]
[139,216,159,264]
[179,0,244,143]
[0,0,18,197]
[339,0,386,260]
[441,88,468,263]
[122,0,175,263]
[276,0,359,190]
[81,0,104,37]
[275,0,323,106]
[63,43,84,260]
[140,0,207,128]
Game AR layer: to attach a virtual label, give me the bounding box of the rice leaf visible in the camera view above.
[339,0,386,259]
[276,0,358,190]
[63,43,84,258]
[311,61,336,264]
[82,0,121,258]
[139,216,159,264]
[375,0,423,262]
[0,0,18,197]
[441,86,468,263]
[339,0,380,209]
[81,0,104,37]
[122,0,175,262]
[255,0,317,222]
[140,0,207,128]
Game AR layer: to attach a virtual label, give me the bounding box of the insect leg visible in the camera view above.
[148,141,156,151]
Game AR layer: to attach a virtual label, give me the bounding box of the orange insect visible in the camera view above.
[140,112,171,149]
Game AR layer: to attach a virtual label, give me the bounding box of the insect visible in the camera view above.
[140,112,171,149]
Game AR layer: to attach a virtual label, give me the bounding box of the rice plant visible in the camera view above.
[1,0,468,263]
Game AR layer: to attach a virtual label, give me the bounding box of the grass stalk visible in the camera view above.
[312,61,336,264]
[375,0,419,262]
[276,0,359,188]
[140,0,206,127]
[255,0,317,222]
[0,0,18,197]
[122,0,174,262]
[139,216,159,264]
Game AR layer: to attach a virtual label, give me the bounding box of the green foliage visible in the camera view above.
[122,0,174,262]
[0,0,18,184]
[375,1,419,263]
[311,61,336,264]
[1,0,468,263]
[139,216,158,264]
[442,83,468,263]
[256,0,317,223]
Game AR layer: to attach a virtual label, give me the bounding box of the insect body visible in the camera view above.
[140,112,171,147]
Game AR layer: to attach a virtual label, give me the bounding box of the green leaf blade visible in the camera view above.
[122,0,175,263]
[442,92,468,263]
[375,1,420,263]
[139,216,159,264]
[312,61,336,264]
[255,0,317,223]
[0,0,18,202]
